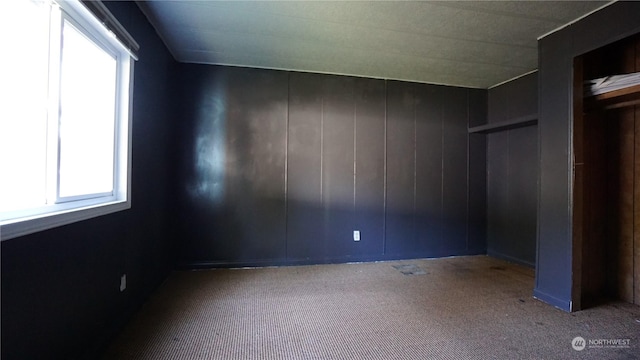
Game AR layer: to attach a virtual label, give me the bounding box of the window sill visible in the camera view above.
[0,199,130,241]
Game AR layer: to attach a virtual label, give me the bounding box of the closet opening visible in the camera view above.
[572,32,640,310]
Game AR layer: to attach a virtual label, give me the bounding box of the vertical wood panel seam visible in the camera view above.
[441,90,445,250]
[634,101,638,304]
[635,42,639,305]
[353,87,357,212]
[465,90,471,251]
[383,80,388,255]
[634,104,637,303]
[284,72,290,261]
[320,97,324,205]
[320,90,325,258]
[413,87,418,247]
[506,128,511,254]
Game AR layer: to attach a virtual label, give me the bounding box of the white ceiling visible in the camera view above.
[137,1,610,89]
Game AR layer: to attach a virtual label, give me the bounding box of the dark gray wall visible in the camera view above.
[175,65,487,267]
[486,73,538,267]
[488,73,538,124]
[1,2,178,359]
[537,1,640,311]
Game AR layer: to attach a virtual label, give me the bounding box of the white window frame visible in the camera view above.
[0,0,135,241]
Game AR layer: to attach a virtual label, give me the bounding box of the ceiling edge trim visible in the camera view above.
[135,1,179,61]
[488,69,538,90]
[184,61,487,89]
[537,0,617,41]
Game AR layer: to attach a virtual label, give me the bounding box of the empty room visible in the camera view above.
[2,1,640,359]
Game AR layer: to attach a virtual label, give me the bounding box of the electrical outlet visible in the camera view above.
[120,274,127,292]
[353,230,360,242]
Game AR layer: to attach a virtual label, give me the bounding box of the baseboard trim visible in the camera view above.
[533,288,572,312]
[178,250,488,270]
[487,250,535,268]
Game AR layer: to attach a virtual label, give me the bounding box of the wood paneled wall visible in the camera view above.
[607,106,639,304]
[486,73,538,267]
[1,2,179,358]
[175,65,487,267]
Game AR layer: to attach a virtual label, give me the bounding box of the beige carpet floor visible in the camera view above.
[102,255,640,359]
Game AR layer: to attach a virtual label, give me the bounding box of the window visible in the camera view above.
[0,0,136,240]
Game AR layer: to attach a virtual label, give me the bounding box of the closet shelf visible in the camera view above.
[584,72,640,97]
[584,72,640,111]
[468,114,537,134]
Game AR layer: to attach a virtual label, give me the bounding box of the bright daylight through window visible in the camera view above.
[0,0,136,240]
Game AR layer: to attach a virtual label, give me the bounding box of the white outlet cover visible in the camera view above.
[353,230,360,241]
[120,274,127,292]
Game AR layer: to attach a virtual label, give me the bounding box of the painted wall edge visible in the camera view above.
[536,1,640,312]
